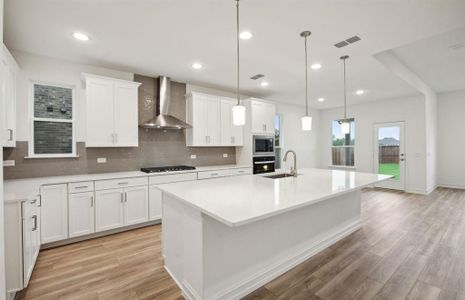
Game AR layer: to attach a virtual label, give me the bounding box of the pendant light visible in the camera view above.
[232,0,246,126]
[340,55,350,135]
[300,31,312,131]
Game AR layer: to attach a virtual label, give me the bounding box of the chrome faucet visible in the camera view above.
[283,150,297,177]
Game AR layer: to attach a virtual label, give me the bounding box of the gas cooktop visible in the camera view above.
[140,165,196,173]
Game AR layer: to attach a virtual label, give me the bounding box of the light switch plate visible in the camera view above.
[223,153,228,158]
[97,157,107,163]
[190,154,197,159]
[3,160,15,167]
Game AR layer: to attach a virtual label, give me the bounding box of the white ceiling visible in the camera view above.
[392,26,465,94]
[5,0,465,109]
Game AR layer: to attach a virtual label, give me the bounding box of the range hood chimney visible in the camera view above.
[140,76,192,129]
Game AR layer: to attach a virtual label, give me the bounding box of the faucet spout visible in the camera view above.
[283,150,297,177]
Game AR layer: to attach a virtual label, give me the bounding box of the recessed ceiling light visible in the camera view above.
[317,97,325,102]
[260,81,269,87]
[73,32,90,41]
[192,62,203,70]
[240,31,253,40]
[355,89,365,95]
[311,63,322,70]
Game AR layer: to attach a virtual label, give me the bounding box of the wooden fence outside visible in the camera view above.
[378,145,399,163]
[332,147,354,166]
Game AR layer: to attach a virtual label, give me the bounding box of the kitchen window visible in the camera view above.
[29,83,76,158]
[331,118,355,167]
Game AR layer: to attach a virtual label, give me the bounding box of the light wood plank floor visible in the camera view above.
[17,187,465,300]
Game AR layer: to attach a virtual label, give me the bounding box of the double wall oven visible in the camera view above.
[252,135,276,174]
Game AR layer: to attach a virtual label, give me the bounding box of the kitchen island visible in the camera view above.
[158,168,390,300]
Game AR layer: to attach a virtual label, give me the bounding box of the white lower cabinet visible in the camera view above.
[95,189,125,232]
[95,185,148,232]
[149,185,162,221]
[124,186,149,226]
[69,192,95,238]
[5,196,41,296]
[40,184,68,243]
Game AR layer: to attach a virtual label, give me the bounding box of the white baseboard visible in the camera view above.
[437,183,465,190]
[172,219,361,300]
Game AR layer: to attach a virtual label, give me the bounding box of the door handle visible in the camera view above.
[115,133,118,144]
[90,195,94,207]
[125,192,128,202]
[32,215,38,231]
[121,193,124,203]
[8,129,13,141]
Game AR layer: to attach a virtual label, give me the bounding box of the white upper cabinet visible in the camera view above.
[83,73,141,147]
[1,45,18,148]
[220,97,244,146]
[250,100,276,135]
[186,92,243,147]
[186,92,221,146]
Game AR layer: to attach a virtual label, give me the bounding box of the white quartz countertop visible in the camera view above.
[158,168,392,227]
[3,164,251,202]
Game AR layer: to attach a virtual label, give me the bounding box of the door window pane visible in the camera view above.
[377,126,400,180]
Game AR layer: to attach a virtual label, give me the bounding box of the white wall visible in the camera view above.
[11,50,134,142]
[318,95,428,194]
[437,89,465,188]
[276,103,320,169]
[425,93,438,193]
[1,0,7,298]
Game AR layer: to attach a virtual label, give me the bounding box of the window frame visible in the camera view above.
[28,81,77,158]
[330,118,355,167]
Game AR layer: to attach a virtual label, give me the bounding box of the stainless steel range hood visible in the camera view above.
[140,76,192,129]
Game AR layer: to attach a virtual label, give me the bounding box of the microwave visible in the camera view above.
[253,135,275,157]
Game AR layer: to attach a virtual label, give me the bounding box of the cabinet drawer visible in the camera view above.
[197,169,231,180]
[95,177,148,191]
[230,168,252,176]
[68,181,94,193]
[149,173,197,185]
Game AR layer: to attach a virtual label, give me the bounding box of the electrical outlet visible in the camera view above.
[190,154,197,159]
[223,153,228,158]
[3,160,15,167]
[97,157,107,164]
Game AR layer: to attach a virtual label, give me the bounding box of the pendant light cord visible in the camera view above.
[304,35,309,116]
[340,55,349,120]
[236,0,240,106]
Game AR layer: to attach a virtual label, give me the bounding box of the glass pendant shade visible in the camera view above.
[301,116,312,131]
[232,104,246,126]
[341,121,350,135]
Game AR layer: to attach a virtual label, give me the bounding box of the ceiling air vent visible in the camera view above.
[334,35,362,48]
[250,74,265,80]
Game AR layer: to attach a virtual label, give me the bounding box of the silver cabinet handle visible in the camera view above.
[38,195,42,207]
[120,193,124,203]
[90,195,94,207]
[8,129,13,141]
[210,173,219,176]
[115,133,118,144]
[32,215,38,231]
[125,192,128,202]
[118,182,129,185]
[75,185,88,189]
[111,133,115,144]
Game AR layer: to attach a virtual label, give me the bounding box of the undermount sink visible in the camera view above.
[265,173,297,179]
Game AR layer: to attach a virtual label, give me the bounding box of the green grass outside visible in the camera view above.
[379,163,400,180]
